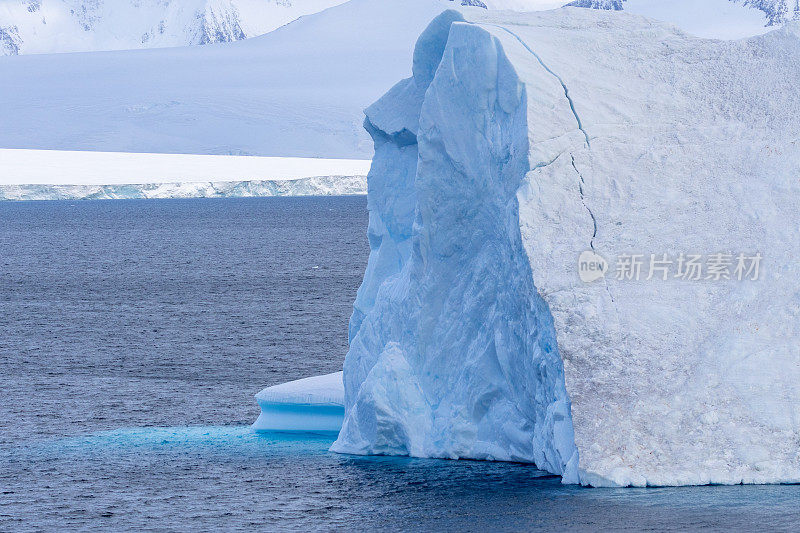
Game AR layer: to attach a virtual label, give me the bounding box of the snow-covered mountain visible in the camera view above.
[0,0,517,56]
[3,0,795,57]
[747,0,800,24]
[0,0,466,158]
[569,0,799,27]
[0,0,787,160]
[0,0,349,55]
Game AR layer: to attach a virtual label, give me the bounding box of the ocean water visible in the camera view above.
[1,197,798,531]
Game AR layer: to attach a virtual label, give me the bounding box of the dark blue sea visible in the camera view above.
[1,197,798,531]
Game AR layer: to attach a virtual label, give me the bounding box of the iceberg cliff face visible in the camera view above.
[332,10,579,480]
[333,9,800,487]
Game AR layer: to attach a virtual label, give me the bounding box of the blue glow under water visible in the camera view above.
[1,198,799,531]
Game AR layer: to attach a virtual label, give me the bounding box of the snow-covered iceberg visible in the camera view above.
[331,8,800,487]
[253,372,344,433]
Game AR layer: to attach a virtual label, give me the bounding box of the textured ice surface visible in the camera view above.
[333,8,800,486]
[253,372,344,433]
[333,9,579,480]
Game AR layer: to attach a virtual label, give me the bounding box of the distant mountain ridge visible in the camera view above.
[568,0,799,25]
[0,0,348,55]
[743,0,800,24]
[3,0,796,56]
[0,0,496,56]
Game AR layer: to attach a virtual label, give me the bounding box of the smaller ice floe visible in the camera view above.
[253,372,344,433]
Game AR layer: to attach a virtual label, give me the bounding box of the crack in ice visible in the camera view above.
[483,24,591,149]
[570,153,617,311]
[570,154,597,250]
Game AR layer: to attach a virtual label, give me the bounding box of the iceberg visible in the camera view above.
[331,8,800,487]
[253,372,344,433]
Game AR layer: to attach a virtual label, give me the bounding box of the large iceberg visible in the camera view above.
[331,8,800,487]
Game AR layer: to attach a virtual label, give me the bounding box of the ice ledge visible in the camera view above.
[252,372,344,433]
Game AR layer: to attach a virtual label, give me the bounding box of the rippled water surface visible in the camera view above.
[1,197,798,531]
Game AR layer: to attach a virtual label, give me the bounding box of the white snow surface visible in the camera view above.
[0,0,786,161]
[0,149,368,200]
[0,0,349,55]
[256,372,344,407]
[332,9,800,487]
[0,0,465,158]
[0,149,369,185]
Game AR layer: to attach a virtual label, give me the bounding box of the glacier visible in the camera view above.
[0,150,368,200]
[0,177,366,201]
[328,8,800,487]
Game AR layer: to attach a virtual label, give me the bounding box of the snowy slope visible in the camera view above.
[0,0,466,158]
[0,0,350,55]
[569,0,793,38]
[0,0,561,56]
[0,149,369,200]
[332,9,800,487]
[483,0,569,9]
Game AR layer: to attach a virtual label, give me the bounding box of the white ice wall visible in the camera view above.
[334,8,800,487]
[506,9,800,487]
